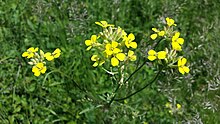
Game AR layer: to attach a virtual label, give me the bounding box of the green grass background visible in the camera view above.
[0,0,220,123]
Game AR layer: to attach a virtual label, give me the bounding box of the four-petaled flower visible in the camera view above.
[32,62,47,77]
[178,57,190,74]
[172,32,184,51]
[166,17,177,27]
[111,52,126,66]
[91,55,105,67]
[22,47,38,58]
[124,33,137,49]
[95,21,114,28]
[44,48,61,61]
[148,50,167,61]
[127,50,137,61]
[85,35,99,51]
[150,28,165,40]
[105,41,121,56]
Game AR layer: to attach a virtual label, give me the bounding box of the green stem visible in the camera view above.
[114,67,163,101]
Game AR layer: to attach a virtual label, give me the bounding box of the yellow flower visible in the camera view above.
[85,35,99,51]
[150,28,165,40]
[95,21,114,28]
[111,53,126,66]
[176,104,181,109]
[32,62,47,76]
[124,33,137,49]
[127,50,136,61]
[44,48,61,61]
[165,102,172,108]
[91,55,105,67]
[166,17,177,27]
[148,50,167,61]
[148,49,157,61]
[171,32,184,51]
[178,58,190,74]
[22,47,38,58]
[105,41,121,56]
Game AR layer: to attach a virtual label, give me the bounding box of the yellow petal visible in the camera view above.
[125,40,130,48]
[95,22,104,27]
[111,57,119,66]
[158,31,165,36]
[86,46,92,51]
[150,34,157,40]
[130,55,136,61]
[27,53,34,58]
[183,66,190,73]
[91,35,97,42]
[157,51,166,59]
[85,40,92,46]
[32,66,38,73]
[178,59,182,67]
[116,53,126,61]
[128,50,134,56]
[148,50,156,56]
[105,44,111,50]
[45,53,54,61]
[99,60,105,66]
[53,52,61,58]
[152,28,159,32]
[181,58,187,65]
[91,55,98,61]
[34,71,41,77]
[22,52,29,57]
[148,56,157,61]
[36,63,44,68]
[28,47,35,52]
[112,41,118,48]
[130,42,137,49]
[172,42,182,51]
[177,104,181,109]
[128,33,135,41]
[93,62,99,67]
[41,66,47,74]
[34,47,39,52]
[177,38,184,45]
[113,48,121,54]
[178,67,185,74]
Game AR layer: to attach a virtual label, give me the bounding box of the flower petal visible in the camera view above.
[130,42,137,49]
[181,58,187,65]
[177,38,184,45]
[116,53,126,61]
[111,57,119,66]
[150,34,157,40]
[158,31,165,36]
[148,50,156,56]
[22,52,29,57]
[152,28,159,32]
[148,56,157,61]
[91,55,98,61]
[178,67,185,74]
[112,41,118,48]
[183,66,190,73]
[157,51,166,59]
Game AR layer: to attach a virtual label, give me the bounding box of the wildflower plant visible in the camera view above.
[84,18,191,109]
[22,47,61,76]
[85,21,137,68]
[149,17,190,75]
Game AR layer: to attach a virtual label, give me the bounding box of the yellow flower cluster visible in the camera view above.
[165,102,182,115]
[22,47,61,76]
[85,21,137,67]
[148,17,190,75]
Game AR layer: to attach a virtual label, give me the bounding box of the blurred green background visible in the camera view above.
[0,0,219,123]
